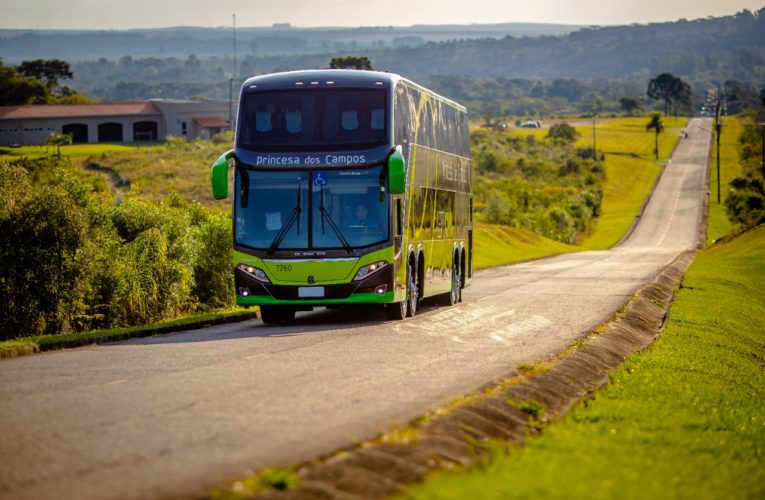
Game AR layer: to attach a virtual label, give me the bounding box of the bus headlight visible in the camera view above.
[237,264,271,283]
[353,261,388,281]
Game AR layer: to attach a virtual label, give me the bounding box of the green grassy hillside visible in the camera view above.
[405,223,765,499]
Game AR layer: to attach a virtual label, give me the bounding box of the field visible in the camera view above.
[405,223,765,499]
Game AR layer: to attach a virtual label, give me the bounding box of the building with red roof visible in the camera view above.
[0,99,233,145]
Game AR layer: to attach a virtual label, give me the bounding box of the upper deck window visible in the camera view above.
[238,89,387,152]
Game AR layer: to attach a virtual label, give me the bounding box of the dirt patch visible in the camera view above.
[245,251,696,499]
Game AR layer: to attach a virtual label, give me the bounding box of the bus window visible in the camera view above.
[239,89,387,152]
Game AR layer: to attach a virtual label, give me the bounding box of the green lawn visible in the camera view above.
[404,224,765,499]
[0,142,148,161]
[707,116,744,245]
[473,223,576,269]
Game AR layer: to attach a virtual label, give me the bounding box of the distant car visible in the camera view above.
[518,120,542,128]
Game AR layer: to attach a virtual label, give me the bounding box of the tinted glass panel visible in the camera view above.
[235,166,389,250]
[235,170,308,250]
[239,89,387,152]
[312,166,388,249]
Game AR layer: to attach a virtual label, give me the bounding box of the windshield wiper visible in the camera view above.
[267,183,302,255]
[319,183,353,254]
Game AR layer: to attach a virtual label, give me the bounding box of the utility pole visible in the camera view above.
[592,96,601,161]
[710,86,725,204]
[229,14,237,132]
[760,122,765,179]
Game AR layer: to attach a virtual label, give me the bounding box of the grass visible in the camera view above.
[403,223,765,499]
[707,116,744,245]
[0,308,256,358]
[0,142,147,162]
[211,467,301,499]
[85,138,232,209]
[473,223,576,269]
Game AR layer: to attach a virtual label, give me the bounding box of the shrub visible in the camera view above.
[547,122,580,143]
[0,163,89,339]
[0,162,235,340]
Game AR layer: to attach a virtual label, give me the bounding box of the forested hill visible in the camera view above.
[253,8,765,86]
[6,8,762,105]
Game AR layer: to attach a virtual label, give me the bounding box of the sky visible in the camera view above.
[0,0,762,30]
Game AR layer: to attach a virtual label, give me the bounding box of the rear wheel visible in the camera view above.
[406,258,419,317]
[439,255,461,306]
[260,306,296,324]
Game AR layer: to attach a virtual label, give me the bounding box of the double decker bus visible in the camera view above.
[211,70,472,323]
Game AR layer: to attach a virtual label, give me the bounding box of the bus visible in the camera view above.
[211,69,472,323]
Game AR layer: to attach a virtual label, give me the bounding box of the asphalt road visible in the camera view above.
[0,119,711,500]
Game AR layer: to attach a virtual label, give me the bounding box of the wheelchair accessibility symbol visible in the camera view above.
[314,173,328,187]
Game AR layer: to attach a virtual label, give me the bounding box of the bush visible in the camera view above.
[0,161,235,340]
[0,162,89,339]
[726,175,765,229]
[547,122,580,143]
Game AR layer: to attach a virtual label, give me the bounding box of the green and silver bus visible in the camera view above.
[211,70,472,323]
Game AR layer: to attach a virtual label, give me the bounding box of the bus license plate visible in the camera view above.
[298,287,324,298]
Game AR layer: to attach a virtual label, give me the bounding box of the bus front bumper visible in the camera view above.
[235,266,395,306]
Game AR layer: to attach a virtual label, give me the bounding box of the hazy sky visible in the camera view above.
[0,0,762,29]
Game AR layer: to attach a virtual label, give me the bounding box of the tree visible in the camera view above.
[329,56,372,70]
[647,73,692,116]
[46,132,73,159]
[0,59,47,105]
[619,96,643,116]
[547,122,580,143]
[17,59,74,92]
[646,112,664,160]
[724,79,760,114]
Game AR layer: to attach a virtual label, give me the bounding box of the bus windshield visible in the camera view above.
[238,89,388,152]
[235,165,389,251]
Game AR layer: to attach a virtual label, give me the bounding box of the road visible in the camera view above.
[0,119,710,500]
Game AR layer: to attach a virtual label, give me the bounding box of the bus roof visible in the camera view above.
[240,70,466,113]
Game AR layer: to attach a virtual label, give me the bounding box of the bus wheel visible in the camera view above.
[385,298,407,320]
[440,256,460,306]
[260,306,295,324]
[406,258,418,317]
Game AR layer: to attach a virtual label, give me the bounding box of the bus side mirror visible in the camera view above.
[388,146,406,195]
[211,150,233,199]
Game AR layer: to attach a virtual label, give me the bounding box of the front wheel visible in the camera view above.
[385,299,407,320]
[260,306,296,324]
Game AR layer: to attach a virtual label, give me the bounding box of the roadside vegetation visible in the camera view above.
[0,160,233,341]
[404,223,765,500]
[723,110,765,234]
[506,117,686,249]
[707,116,745,244]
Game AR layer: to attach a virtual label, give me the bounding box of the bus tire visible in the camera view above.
[440,254,460,306]
[406,257,419,317]
[385,299,407,320]
[260,306,295,324]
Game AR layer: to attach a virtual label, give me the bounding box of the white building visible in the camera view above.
[0,99,233,146]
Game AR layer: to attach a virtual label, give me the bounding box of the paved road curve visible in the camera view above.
[0,119,711,500]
